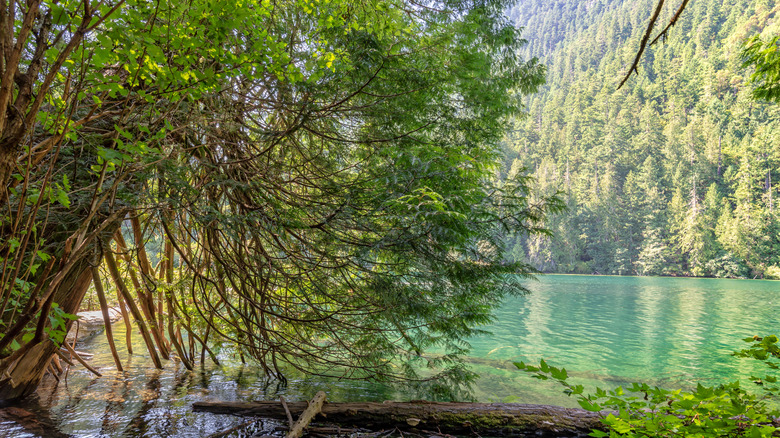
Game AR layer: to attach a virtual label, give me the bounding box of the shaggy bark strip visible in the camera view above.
[193,400,602,436]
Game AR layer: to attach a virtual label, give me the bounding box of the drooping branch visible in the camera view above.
[618,0,696,89]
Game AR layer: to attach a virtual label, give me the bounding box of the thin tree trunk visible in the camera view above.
[116,288,133,355]
[717,135,722,177]
[114,232,170,359]
[91,267,123,372]
[104,251,163,369]
[767,170,773,212]
[166,294,192,370]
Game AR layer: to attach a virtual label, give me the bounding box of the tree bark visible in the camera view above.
[0,256,95,400]
[0,207,126,401]
[193,400,602,437]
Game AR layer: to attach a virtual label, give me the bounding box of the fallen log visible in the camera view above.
[275,425,366,434]
[204,420,257,438]
[193,400,602,436]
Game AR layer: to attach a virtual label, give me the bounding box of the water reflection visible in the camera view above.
[1,275,779,436]
[1,317,398,437]
[468,275,780,405]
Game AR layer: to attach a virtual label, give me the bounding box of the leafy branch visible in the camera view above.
[515,357,778,437]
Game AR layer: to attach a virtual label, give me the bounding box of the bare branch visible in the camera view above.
[618,0,666,90]
[650,0,691,46]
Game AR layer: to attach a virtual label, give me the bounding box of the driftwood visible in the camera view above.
[287,391,327,438]
[193,400,602,437]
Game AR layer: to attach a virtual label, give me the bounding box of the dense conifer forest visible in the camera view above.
[502,0,780,278]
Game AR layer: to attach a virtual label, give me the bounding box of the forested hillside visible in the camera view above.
[503,0,780,278]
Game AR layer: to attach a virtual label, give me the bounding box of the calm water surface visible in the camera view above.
[2,275,779,437]
[468,275,780,404]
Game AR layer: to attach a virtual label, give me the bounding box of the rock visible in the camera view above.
[65,308,122,343]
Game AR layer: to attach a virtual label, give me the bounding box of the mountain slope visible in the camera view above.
[503,0,780,277]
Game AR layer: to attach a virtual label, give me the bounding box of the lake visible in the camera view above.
[468,275,780,405]
[2,274,779,437]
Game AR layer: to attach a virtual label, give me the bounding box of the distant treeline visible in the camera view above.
[502,0,780,278]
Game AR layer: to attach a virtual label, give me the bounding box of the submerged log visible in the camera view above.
[193,400,602,436]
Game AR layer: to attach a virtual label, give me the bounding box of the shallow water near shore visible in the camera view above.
[2,274,780,437]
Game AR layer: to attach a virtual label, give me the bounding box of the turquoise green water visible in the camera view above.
[3,274,779,436]
[468,275,780,405]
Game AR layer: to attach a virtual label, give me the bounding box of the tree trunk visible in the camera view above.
[193,400,602,437]
[0,206,125,401]
[0,256,95,400]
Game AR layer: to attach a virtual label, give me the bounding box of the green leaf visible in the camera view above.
[51,4,68,25]
[56,187,70,208]
[550,366,568,381]
[578,399,602,412]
